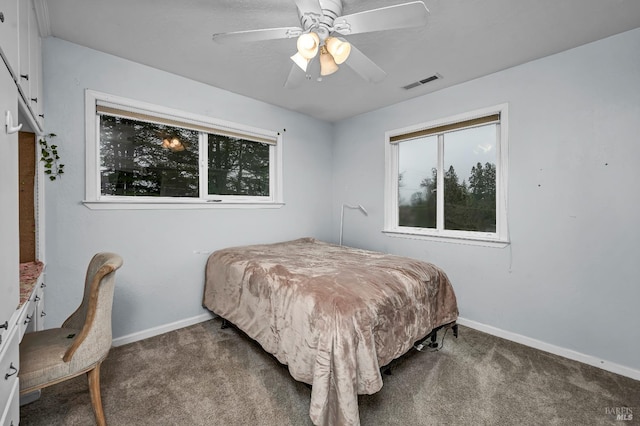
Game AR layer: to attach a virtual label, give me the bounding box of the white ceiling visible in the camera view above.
[40,0,640,122]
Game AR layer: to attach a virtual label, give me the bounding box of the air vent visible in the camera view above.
[402,74,441,90]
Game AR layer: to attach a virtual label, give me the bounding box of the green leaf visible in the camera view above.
[49,176,56,181]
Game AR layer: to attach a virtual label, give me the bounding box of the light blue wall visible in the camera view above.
[42,38,334,338]
[42,28,640,375]
[332,28,640,372]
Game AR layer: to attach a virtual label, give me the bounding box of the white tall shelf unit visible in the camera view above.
[0,0,47,423]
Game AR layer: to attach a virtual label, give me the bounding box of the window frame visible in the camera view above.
[83,90,283,209]
[384,103,509,246]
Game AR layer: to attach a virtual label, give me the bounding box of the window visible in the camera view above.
[84,90,283,209]
[384,104,508,245]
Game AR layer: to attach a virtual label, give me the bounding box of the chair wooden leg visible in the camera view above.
[87,363,107,426]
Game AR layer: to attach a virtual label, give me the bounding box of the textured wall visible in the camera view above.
[332,28,640,374]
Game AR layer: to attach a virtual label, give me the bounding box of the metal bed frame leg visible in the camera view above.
[221,318,230,329]
[382,322,458,376]
[427,330,439,348]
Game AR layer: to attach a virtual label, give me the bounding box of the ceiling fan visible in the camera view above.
[212,0,429,88]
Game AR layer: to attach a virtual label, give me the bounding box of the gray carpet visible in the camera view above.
[20,319,639,425]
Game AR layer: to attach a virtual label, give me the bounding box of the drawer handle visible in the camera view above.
[24,314,32,325]
[41,311,47,317]
[31,97,38,103]
[5,362,18,380]
[20,73,29,81]
[35,295,40,302]
[41,282,46,288]
[0,321,8,330]
[0,12,4,23]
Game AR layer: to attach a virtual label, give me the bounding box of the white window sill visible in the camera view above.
[82,200,285,210]
[383,230,510,248]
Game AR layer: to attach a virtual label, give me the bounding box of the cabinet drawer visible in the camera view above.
[0,317,12,355]
[0,379,18,426]
[17,297,36,339]
[0,327,19,417]
[27,281,45,334]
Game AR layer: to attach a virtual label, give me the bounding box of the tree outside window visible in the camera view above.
[386,105,508,244]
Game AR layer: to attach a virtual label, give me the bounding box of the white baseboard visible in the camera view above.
[112,312,216,347]
[457,317,640,381]
[110,313,639,381]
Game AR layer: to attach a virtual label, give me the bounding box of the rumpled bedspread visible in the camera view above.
[203,238,458,426]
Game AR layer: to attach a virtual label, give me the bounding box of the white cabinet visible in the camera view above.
[0,327,19,426]
[21,277,45,336]
[27,280,46,333]
[0,60,20,426]
[0,59,20,352]
[34,35,43,127]
[26,1,42,126]
[1,0,45,132]
[14,0,43,131]
[17,0,29,95]
[0,0,19,74]
[1,0,45,419]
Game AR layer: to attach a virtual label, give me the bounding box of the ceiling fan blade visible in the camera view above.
[213,27,302,44]
[344,43,387,83]
[294,0,323,16]
[333,1,429,36]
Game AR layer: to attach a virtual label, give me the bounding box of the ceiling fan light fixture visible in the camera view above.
[296,32,320,59]
[319,46,339,76]
[325,37,351,64]
[162,137,186,152]
[290,52,309,71]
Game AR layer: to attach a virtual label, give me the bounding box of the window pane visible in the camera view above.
[100,115,199,197]
[398,135,437,228]
[207,134,270,196]
[443,124,496,232]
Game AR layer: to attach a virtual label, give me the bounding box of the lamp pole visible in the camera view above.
[340,203,368,246]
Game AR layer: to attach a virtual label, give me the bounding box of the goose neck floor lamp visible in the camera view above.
[340,203,368,246]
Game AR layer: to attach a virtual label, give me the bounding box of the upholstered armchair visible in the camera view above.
[19,252,123,426]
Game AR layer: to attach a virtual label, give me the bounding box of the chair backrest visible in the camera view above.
[61,252,123,366]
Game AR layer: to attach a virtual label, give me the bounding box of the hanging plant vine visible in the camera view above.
[39,133,65,180]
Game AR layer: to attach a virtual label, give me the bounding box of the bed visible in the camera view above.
[202,238,458,426]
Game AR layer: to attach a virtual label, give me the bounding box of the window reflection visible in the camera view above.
[100,115,199,197]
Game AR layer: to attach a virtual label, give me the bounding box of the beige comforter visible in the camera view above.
[203,238,458,426]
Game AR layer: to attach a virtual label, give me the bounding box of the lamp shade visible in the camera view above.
[319,47,338,76]
[296,32,320,59]
[290,52,309,71]
[325,37,351,64]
